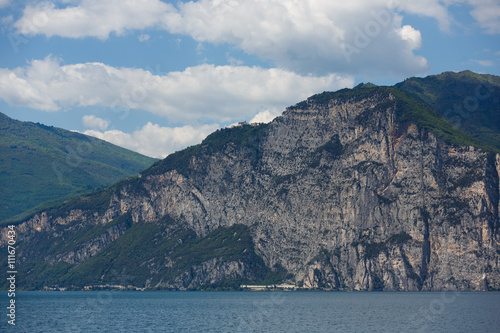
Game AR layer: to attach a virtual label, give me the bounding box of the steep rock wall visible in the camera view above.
[2,91,499,290]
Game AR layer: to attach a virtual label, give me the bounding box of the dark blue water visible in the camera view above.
[1,291,499,332]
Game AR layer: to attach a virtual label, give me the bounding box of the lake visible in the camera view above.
[2,291,499,332]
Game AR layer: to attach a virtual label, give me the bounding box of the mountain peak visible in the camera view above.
[354,82,378,89]
[396,70,500,152]
[1,71,500,292]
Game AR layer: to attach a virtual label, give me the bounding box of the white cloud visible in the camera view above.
[84,122,220,158]
[0,0,10,9]
[138,33,150,42]
[249,109,281,124]
[14,0,176,40]
[82,115,109,130]
[196,42,205,55]
[163,0,432,76]
[472,59,495,67]
[398,25,422,50]
[1,15,13,25]
[226,54,243,66]
[10,0,497,86]
[12,0,475,76]
[466,0,500,34]
[0,56,353,122]
[395,0,453,32]
[14,0,494,76]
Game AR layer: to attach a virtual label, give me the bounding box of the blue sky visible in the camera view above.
[0,0,499,158]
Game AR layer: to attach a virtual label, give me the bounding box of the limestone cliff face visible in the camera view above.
[2,88,499,291]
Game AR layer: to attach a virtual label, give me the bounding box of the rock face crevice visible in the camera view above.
[2,88,499,290]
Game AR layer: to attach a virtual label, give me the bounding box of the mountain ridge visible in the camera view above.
[1,71,499,291]
[0,112,157,222]
[396,70,500,151]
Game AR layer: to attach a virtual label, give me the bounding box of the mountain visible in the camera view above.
[396,70,500,152]
[0,112,157,221]
[1,71,499,291]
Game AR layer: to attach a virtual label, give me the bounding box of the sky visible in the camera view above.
[0,0,499,158]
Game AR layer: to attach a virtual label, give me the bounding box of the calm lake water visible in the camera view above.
[1,291,499,332]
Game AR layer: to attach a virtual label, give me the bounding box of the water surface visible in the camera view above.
[2,291,499,332]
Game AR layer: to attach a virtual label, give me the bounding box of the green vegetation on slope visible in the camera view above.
[144,123,269,178]
[289,81,493,151]
[389,87,491,150]
[3,71,498,291]
[2,222,288,290]
[396,70,500,151]
[0,112,157,221]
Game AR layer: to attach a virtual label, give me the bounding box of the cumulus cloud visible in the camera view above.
[84,122,220,158]
[163,0,433,76]
[11,0,495,75]
[249,109,281,124]
[0,56,353,122]
[82,115,109,130]
[14,0,175,39]
[398,25,422,50]
[395,0,452,32]
[25,0,500,75]
[12,0,477,76]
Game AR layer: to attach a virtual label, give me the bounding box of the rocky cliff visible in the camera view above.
[2,83,499,291]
